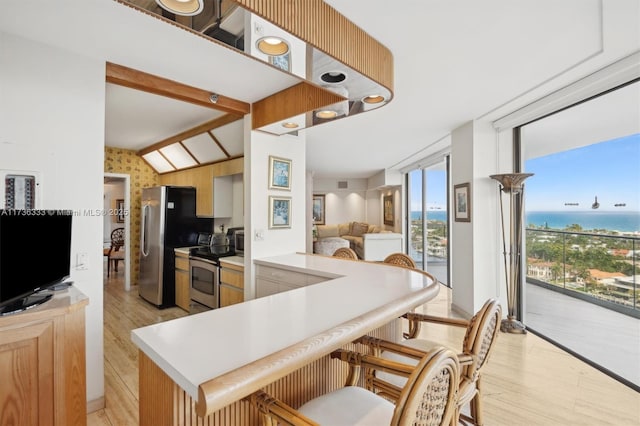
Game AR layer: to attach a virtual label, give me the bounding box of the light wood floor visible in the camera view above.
[89,273,640,426]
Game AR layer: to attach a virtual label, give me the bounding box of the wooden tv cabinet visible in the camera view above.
[0,286,88,426]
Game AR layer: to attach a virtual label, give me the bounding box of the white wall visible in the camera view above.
[244,119,306,299]
[313,178,369,224]
[450,120,501,317]
[450,122,475,316]
[0,32,105,404]
[366,190,382,226]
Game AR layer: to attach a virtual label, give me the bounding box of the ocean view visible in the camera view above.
[411,210,640,233]
[526,211,640,233]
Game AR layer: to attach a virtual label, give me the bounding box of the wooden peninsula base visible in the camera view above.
[138,321,400,426]
[133,254,439,426]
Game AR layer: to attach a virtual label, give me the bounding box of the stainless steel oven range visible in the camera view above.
[189,257,219,309]
[189,245,235,309]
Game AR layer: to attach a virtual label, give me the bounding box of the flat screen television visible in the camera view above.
[0,210,73,315]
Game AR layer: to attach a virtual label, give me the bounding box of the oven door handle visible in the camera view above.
[189,257,219,267]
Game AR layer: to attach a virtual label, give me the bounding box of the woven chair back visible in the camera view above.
[111,227,125,251]
[391,347,460,426]
[461,298,501,381]
[383,253,416,269]
[332,247,358,260]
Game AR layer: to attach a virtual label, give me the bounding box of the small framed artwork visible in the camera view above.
[269,196,291,229]
[269,52,291,72]
[312,194,325,225]
[383,194,394,226]
[116,199,125,223]
[454,183,471,222]
[269,156,292,190]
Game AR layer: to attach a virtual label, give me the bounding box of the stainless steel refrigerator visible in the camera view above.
[139,186,213,308]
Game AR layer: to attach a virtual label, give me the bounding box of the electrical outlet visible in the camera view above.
[254,22,263,35]
[76,252,88,270]
[255,229,264,241]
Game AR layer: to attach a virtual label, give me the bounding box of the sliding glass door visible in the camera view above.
[520,79,640,389]
[407,158,450,286]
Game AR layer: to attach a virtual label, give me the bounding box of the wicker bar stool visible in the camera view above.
[358,299,502,426]
[383,253,416,269]
[332,247,359,260]
[248,346,460,426]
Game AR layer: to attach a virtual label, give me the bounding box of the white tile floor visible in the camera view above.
[525,282,640,388]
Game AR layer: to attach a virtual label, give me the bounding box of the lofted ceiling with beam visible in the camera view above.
[105,62,248,173]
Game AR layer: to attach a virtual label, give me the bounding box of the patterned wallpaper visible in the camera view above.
[104,147,159,286]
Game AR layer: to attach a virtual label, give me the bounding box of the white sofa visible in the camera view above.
[315,222,403,261]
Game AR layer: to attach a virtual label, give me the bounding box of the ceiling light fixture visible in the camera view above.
[155,0,203,16]
[320,71,347,84]
[362,95,385,104]
[256,37,290,56]
[282,122,299,129]
[315,110,338,119]
[209,93,219,103]
[314,85,349,119]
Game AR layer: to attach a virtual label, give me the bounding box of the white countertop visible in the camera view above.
[131,253,438,413]
[219,255,244,267]
[174,246,199,255]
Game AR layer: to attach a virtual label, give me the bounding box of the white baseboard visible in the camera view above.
[87,396,105,414]
[451,302,473,319]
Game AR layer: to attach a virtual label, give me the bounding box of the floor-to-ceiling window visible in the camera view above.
[407,157,450,286]
[519,79,640,390]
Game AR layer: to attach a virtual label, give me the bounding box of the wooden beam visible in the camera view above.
[179,141,201,165]
[137,114,242,156]
[207,131,231,158]
[158,155,244,175]
[106,62,250,115]
[252,82,344,129]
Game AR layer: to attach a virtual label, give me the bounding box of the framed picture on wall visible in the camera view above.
[383,194,394,226]
[116,199,125,223]
[454,183,471,222]
[269,156,292,190]
[269,196,291,229]
[312,194,325,225]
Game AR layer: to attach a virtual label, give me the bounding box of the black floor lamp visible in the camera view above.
[490,172,534,334]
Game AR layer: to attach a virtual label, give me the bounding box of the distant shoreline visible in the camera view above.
[411,210,640,233]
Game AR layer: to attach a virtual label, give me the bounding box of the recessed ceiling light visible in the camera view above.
[155,0,203,16]
[282,122,299,129]
[362,95,385,104]
[256,37,290,56]
[315,110,338,119]
[320,71,347,83]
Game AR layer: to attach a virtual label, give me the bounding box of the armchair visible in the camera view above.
[358,299,501,426]
[248,346,460,426]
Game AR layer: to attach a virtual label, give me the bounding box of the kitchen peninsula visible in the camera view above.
[132,253,439,425]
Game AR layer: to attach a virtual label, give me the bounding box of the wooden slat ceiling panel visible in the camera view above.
[234,0,393,92]
[252,82,345,129]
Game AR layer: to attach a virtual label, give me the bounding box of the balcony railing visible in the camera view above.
[526,228,639,317]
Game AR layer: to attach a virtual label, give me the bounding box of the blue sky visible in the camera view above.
[409,169,447,211]
[525,133,640,211]
[409,133,640,212]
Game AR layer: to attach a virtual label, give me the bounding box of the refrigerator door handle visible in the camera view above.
[141,203,150,257]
